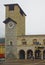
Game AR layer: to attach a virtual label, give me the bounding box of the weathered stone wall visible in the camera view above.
[17,35,45,59]
[5,5,25,36]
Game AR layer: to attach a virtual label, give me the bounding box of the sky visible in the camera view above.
[0,0,45,37]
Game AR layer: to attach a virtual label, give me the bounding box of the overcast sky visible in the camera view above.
[0,0,45,37]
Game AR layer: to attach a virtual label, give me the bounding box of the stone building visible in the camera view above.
[0,38,5,58]
[3,4,45,60]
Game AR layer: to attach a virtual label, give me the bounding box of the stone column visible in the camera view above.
[33,51,35,59]
[25,52,27,59]
[41,50,43,60]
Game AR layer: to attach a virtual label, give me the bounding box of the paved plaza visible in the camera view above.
[0,59,45,65]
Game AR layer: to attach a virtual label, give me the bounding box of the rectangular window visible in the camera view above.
[22,42,27,45]
[33,42,40,45]
[9,5,14,11]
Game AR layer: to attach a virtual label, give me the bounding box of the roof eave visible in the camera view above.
[4,4,26,16]
[3,17,17,24]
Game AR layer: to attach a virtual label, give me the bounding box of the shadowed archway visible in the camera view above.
[43,50,45,59]
[19,50,25,59]
[27,50,33,59]
[35,50,41,59]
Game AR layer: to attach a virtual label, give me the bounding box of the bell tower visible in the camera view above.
[3,4,26,59]
[5,4,26,36]
[3,18,17,59]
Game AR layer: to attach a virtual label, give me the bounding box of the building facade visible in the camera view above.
[0,38,5,58]
[3,4,45,60]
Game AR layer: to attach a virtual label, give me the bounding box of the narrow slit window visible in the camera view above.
[10,41,13,46]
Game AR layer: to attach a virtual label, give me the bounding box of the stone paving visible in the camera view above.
[0,59,45,65]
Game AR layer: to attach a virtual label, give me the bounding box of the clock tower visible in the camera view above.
[4,4,26,36]
[3,18,17,58]
[3,4,26,59]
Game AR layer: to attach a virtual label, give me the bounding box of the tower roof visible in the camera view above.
[3,17,17,24]
[4,4,26,16]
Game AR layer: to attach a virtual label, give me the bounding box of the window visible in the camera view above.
[33,39,40,45]
[9,5,14,11]
[10,41,13,46]
[22,41,27,45]
[22,39,27,45]
[33,39,37,44]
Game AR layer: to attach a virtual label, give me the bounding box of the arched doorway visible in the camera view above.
[43,50,45,59]
[19,50,25,59]
[35,50,41,59]
[27,50,33,59]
